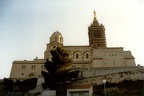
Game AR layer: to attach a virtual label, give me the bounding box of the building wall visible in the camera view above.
[10,37,136,79]
[10,43,136,79]
[67,86,93,96]
[70,66,144,86]
[81,66,142,78]
[91,48,135,67]
[10,59,45,79]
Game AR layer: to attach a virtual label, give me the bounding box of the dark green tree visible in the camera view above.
[19,78,37,92]
[2,78,14,93]
[41,47,79,90]
[1,78,37,93]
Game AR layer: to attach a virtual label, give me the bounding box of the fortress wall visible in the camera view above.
[69,67,144,87]
[81,66,143,78]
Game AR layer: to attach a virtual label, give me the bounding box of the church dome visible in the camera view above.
[50,31,63,44]
[51,31,62,36]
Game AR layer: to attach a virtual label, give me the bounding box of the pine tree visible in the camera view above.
[41,47,79,90]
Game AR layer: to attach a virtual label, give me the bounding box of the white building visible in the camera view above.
[67,86,93,96]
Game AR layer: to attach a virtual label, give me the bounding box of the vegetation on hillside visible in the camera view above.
[0,78,37,93]
[93,80,144,96]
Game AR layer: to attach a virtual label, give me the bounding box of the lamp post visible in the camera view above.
[102,79,106,96]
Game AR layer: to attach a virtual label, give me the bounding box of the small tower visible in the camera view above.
[88,10,107,48]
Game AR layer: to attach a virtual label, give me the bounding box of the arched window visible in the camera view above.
[60,36,62,42]
[76,54,79,59]
[29,73,35,78]
[55,36,57,41]
[73,51,81,60]
[86,53,89,59]
[83,52,91,59]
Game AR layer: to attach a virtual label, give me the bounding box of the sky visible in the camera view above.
[0,0,144,79]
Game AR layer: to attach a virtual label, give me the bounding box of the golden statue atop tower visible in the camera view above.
[93,10,96,19]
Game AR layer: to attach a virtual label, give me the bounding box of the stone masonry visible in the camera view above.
[69,66,144,86]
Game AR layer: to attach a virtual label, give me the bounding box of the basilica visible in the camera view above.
[10,11,136,80]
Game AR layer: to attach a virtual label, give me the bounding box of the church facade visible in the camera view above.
[10,11,136,79]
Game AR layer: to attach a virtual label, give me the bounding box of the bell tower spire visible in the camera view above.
[88,10,107,48]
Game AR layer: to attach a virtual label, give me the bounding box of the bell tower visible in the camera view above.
[88,10,107,48]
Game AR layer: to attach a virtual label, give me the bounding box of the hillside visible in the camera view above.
[93,80,144,96]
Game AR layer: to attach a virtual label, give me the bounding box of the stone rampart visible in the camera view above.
[80,66,143,78]
[70,66,144,86]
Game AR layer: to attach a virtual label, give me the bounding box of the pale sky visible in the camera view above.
[0,0,144,79]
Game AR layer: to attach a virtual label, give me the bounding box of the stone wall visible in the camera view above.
[70,66,144,86]
[80,66,143,78]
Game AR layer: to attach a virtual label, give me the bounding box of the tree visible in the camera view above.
[19,78,37,92]
[0,78,37,93]
[2,78,14,93]
[41,47,79,90]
